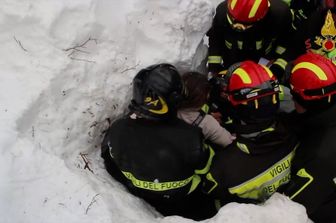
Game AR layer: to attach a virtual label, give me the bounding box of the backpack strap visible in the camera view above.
[191,109,207,126]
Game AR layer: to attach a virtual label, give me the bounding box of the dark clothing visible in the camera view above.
[101,116,216,220]
[203,120,298,205]
[291,8,336,62]
[207,0,294,74]
[283,105,336,223]
[289,0,321,30]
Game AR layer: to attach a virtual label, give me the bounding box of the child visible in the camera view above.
[177,72,235,148]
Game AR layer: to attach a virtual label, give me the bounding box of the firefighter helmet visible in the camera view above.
[223,61,280,123]
[290,52,336,102]
[227,0,270,24]
[130,63,183,120]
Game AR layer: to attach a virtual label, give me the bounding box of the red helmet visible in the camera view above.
[225,61,280,106]
[227,0,270,23]
[290,53,336,101]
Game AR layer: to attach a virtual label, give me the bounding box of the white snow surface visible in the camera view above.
[0,1,311,222]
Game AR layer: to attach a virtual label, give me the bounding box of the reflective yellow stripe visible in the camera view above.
[290,168,314,200]
[272,94,277,104]
[237,40,243,49]
[122,171,194,191]
[208,56,222,64]
[273,58,288,70]
[225,40,233,49]
[262,65,274,78]
[230,0,238,10]
[228,148,297,200]
[249,0,262,18]
[188,175,201,194]
[201,104,210,113]
[225,117,233,124]
[282,0,291,6]
[292,62,328,80]
[256,40,263,50]
[227,14,233,24]
[279,85,285,101]
[234,68,252,84]
[237,142,250,154]
[275,46,286,55]
[195,143,215,175]
[205,172,218,193]
[262,127,275,132]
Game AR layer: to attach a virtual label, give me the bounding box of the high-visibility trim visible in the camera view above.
[254,99,259,109]
[273,58,288,70]
[208,56,222,64]
[225,40,233,49]
[262,127,275,132]
[275,46,286,55]
[122,171,194,191]
[249,0,262,18]
[292,62,328,80]
[195,144,215,175]
[237,142,250,154]
[227,14,233,25]
[237,40,243,50]
[282,0,291,6]
[228,148,297,200]
[234,68,252,84]
[218,70,228,76]
[225,117,233,124]
[148,96,169,114]
[272,94,277,104]
[201,104,210,113]
[205,172,218,193]
[256,40,263,50]
[279,85,285,101]
[188,175,201,194]
[290,168,314,200]
[230,0,238,10]
[262,65,274,78]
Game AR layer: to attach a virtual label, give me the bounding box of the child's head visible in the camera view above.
[179,72,211,109]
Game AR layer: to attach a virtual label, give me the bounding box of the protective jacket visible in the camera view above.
[203,119,298,205]
[101,115,215,219]
[283,105,336,223]
[293,8,336,63]
[207,0,294,75]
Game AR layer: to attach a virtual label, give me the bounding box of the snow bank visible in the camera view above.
[0,0,310,222]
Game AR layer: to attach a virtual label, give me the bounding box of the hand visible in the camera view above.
[210,112,222,124]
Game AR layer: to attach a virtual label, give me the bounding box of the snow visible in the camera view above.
[0,0,311,222]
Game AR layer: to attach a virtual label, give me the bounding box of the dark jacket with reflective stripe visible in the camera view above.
[203,120,298,204]
[207,0,294,72]
[101,116,211,202]
[283,105,336,222]
[292,8,336,60]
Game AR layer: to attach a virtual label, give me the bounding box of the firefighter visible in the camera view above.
[291,0,336,63]
[203,61,299,205]
[207,0,295,82]
[284,53,336,222]
[101,64,216,220]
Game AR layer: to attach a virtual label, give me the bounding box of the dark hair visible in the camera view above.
[179,72,211,109]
